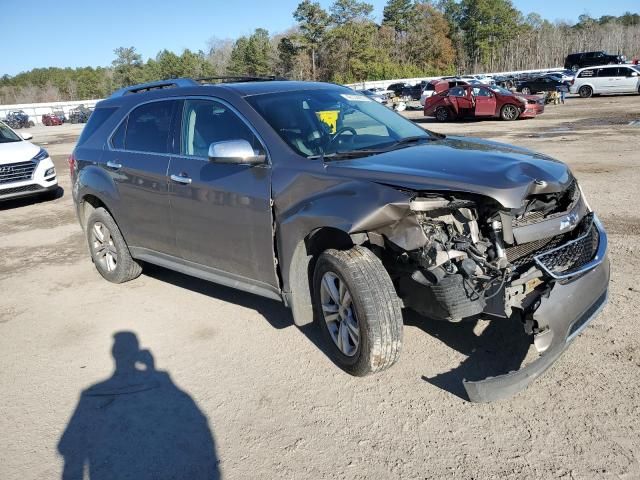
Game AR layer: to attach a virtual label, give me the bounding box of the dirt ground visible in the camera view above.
[1,95,639,479]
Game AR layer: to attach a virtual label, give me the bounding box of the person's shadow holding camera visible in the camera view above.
[58,332,220,480]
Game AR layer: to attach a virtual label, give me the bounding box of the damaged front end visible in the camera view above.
[351,178,609,402]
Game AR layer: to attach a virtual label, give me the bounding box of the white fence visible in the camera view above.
[345,67,564,90]
[0,99,101,125]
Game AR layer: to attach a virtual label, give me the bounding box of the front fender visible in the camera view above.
[275,178,411,326]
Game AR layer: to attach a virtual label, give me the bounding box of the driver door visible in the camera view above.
[472,88,497,116]
[168,98,278,287]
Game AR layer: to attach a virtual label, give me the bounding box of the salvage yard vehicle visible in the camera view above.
[570,65,640,98]
[564,51,625,71]
[424,84,544,122]
[516,75,566,95]
[420,79,469,106]
[387,82,423,100]
[68,106,91,124]
[42,113,63,126]
[4,110,34,129]
[70,78,609,402]
[0,120,58,201]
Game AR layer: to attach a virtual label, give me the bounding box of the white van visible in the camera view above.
[570,65,640,98]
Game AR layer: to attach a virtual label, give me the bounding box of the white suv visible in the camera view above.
[0,121,58,201]
[570,65,640,98]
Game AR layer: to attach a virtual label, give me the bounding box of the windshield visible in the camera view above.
[246,88,432,158]
[0,122,22,143]
[488,85,513,95]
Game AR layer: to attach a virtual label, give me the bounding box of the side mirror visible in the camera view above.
[631,72,639,77]
[21,132,33,141]
[208,139,265,165]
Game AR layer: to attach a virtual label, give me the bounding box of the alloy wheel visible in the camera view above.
[502,105,518,120]
[91,221,118,272]
[435,107,449,121]
[320,272,360,357]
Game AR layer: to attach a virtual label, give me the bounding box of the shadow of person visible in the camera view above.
[58,332,220,480]
[404,311,532,401]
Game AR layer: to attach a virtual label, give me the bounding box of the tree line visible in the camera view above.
[1,0,639,104]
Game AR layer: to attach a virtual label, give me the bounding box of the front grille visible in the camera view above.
[535,214,598,277]
[506,234,568,266]
[0,184,41,196]
[0,161,37,185]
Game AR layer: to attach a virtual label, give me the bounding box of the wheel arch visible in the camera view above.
[287,227,355,327]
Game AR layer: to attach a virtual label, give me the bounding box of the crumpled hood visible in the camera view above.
[0,140,39,165]
[325,136,573,208]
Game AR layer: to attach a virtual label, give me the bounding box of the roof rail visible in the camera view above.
[195,76,287,84]
[109,78,199,98]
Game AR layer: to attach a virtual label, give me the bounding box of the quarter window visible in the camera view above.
[111,119,127,149]
[124,101,176,154]
[579,69,595,78]
[180,99,263,158]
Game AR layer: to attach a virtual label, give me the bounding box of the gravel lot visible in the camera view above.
[1,95,639,479]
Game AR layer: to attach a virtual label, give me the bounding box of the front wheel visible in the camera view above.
[86,207,142,283]
[313,247,403,376]
[521,87,531,95]
[500,104,520,121]
[579,85,593,98]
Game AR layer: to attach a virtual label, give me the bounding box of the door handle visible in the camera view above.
[170,174,192,185]
[106,161,122,170]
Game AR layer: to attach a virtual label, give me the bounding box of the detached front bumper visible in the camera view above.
[464,217,610,403]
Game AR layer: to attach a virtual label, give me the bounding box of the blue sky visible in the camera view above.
[1,0,637,76]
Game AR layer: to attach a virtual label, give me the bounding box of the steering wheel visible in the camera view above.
[329,126,357,145]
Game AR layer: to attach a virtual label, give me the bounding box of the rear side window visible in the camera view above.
[76,107,117,146]
[596,68,616,77]
[124,101,176,153]
[579,69,595,78]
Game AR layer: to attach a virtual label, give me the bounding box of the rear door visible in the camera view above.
[103,100,177,255]
[595,67,617,92]
[168,97,278,287]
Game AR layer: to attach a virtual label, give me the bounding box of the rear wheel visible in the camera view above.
[521,87,531,95]
[579,85,593,98]
[313,247,403,376]
[571,64,580,72]
[86,207,142,284]
[500,104,520,121]
[435,106,450,122]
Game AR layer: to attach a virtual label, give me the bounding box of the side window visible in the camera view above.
[180,99,263,158]
[472,87,491,97]
[616,67,631,77]
[111,118,127,149]
[449,87,466,97]
[596,68,613,77]
[124,101,175,153]
[579,69,595,78]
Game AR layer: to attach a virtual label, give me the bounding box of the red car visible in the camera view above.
[424,84,544,122]
[42,113,63,126]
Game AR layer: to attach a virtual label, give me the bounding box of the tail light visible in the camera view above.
[68,152,76,179]
[569,79,575,86]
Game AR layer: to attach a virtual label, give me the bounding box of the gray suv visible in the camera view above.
[71,78,609,402]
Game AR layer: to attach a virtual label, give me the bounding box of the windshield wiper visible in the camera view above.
[308,135,443,162]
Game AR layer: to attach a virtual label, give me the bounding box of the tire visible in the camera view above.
[313,246,403,376]
[86,207,142,284]
[435,106,450,122]
[521,87,531,95]
[500,103,520,121]
[571,64,580,72]
[578,85,593,98]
